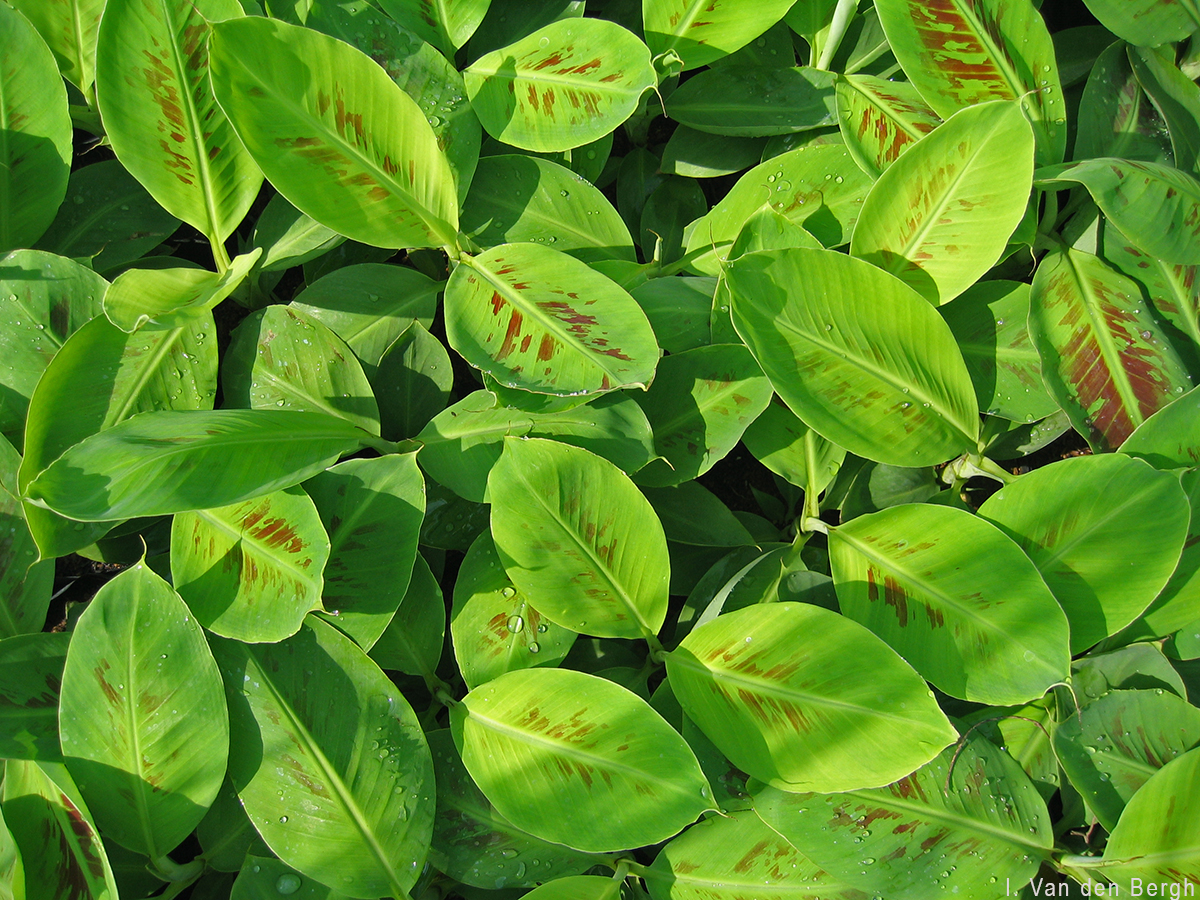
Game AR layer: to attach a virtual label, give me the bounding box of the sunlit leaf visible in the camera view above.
[103,250,260,333]
[741,401,847,492]
[1102,223,1200,358]
[451,667,713,852]
[1075,43,1174,166]
[1080,0,1199,48]
[8,0,105,95]
[59,562,228,857]
[377,0,492,56]
[644,0,798,70]
[836,73,940,179]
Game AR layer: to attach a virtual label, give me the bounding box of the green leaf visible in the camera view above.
[1073,643,1189,701]
[8,0,106,95]
[640,177,707,265]
[0,3,72,254]
[305,0,482,205]
[464,18,655,152]
[1075,43,1174,166]
[367,552,445,677]
[290,262,440,377]
[377,0,492,56]
[103,250,261,333]
[522,876,622,900]
[459,155,635,263]
[488,437,669,640]
[1039,159,1200,266]
[1053,689,1200,833]
[231,855,349,900]
[938,280,1059,423]
[34,161,183,274]
[305,454,425,650]
[741,401,847,492]
[171,486,330,643]
[644,809,867,900]
[1128,45,1200,176]
[1099,747,1200,889]
[836,73,940,179]
[755,732,1052,899]
[59,562,228,857]
[469,0,585,58]
[25,409,368,522]
[0,805,23,900]
[641,483,754,548]
[851,101,1034,305]
[212,617,434,899]
[419,390,654,503]
[427,729,600,889]
[451,667,713,852]
[665,66,837,137]
[196,778,270,873]
[876,0,1066,165]
[1103,224,1200,360]
[728,248,981,467]
[633,344,772,487]
[223,305,381,436]
[661,128,767,179]
[95,0,260,244]
[666,602,955,793]
[250,193,341,275]
[0,249,107,436]
[209,15,459,249]
[0,632,68,760]
[1028,245,1193,451]
[629,277,714,355]
[684,145,874,275]
[450,531,577,690]
[17,313,216,557]
[1080,0,1199,47]
[373,322,454,440]
[644,0,799,70]
[829,504,1070,705]
[978,454,1192,653]
[1,760,118,900]
[1120,386,1200,469]
[445,243,659,396]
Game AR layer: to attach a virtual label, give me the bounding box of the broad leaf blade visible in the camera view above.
[212,617,434,899]
[171,486,330,643]
[978,454,1191,653]
[829,504,1070,705]
[367,553,445,676]
[1029,246,1192,451]
[664,67,837,137]
[95,0,260,243]
[59,562,228,857]
[451,667,713,852]
[25,409,368,521]
[103,251,260,333]
[837,73,940,179]
[850,101,1035,305]
[464,18,655,152]
[445,243,659,396]
[377,0,492,55]
[488,437,669,640]
[644,0,798,70]
[876,0,1066,164]
[1080,0,1199,47]
[210,16,459,249]
[0,632,68,761]
[0,4,73,253]
[8,0,105,95]
[667,602,955,793]
[728,248,980,467]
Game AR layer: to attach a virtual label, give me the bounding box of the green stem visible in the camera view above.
[650,242,720,278]
[815,0,858,70]
[209,233,232,274]
[802,429,824,524]
[646,632,668,664]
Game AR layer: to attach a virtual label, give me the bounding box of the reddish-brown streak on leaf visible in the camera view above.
[519,334,533,353]
[93,660,119,706]
[537,334,557,361]
[543,90,556,118]
[532,52,566,70]
[883,576,909,626]
[733,840,772,873]
[490,291,506,315]
[892,774,929,803]
[496,310,524,361]
[527,84,540,112]
[64,799,106,878]
[600,71,624,83]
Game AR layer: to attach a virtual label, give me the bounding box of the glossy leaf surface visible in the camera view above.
[8,0,106,94]
[464,18,655,152]
[377,0,492,56]
[451,667,713,852]
[213,617,434,899]
[644,0,798,70]
[728,248,980,467]
[665,67,837,137]
[851,101,1034,305]
[210,16,459,249]
[830,504,1070,705]
[1080,0,1199,47]
[367,553,445,677]
[26,410,367,522]
[95,0,259,243]
[489,437,668,640]
[445,243,659,396]
[667,602,956,792]
[59,562,228,857]
[0,632,68,760]
[1120,386,1200,470]
[837,73,940,179]
[979,454,1191,652]
[172,487,330,644]
[103,251,260,333]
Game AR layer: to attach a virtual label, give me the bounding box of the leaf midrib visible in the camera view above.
[193,503,322,596]
[850,79,938,143]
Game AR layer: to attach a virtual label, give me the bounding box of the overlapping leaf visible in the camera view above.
[1029,246,1192,451]
[1075,43,1173,165]
[9,0,106,95]
[728,248,980,467]
[837,73,940,179]
[0,632,68,760]
[171,487,330,643]
[851,101,1034,305]
[444,243,659,396]
[1103,225,1200,359]
[667,602,956,792]
[665,67,837,137]
[95,0,260,243]
[377,0,492,56]
[103,250,260,333]
[643,0,798,70]
[210,16,459,249]
[368,553,445,677]
[451,667,713,852]
[59,562,228,857]
[1080,0,1199,48]
[212,617,435,899]
[464,18,655,152]
[829,504,1070,705]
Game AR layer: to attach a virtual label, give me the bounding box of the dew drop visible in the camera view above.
[507,615,525,633]
[527,642,540,654]
[275,874,302,895]
[279,815,289,824]
[501,586,516,598]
